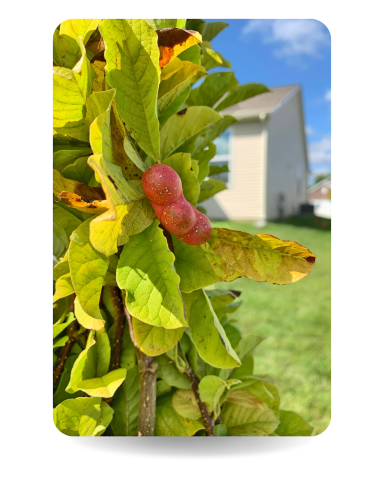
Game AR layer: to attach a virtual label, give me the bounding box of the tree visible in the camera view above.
[53,18,316,436]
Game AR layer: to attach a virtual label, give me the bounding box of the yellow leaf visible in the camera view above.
[202,228,316,285]
[74,297,105,331]
[157,28,202,68]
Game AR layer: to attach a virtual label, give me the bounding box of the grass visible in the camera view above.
[211,216,331,436]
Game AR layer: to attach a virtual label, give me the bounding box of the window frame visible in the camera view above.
[209,127,234,189]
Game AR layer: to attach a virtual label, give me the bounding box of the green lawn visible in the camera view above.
[211,217,331,436]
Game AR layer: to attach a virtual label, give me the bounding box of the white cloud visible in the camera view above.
[305,125,316,136]
[324,89,331,101]
[308,135,331,165]
[242,20,330,61]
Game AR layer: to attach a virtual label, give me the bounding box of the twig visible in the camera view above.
[185,367,215,436]
[122,294,157,436]
[53,294,77,391]
[109,286,125,371]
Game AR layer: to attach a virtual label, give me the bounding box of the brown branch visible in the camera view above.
[185,367,215,436]
[109,286,125,371]
[122,295,157,436]
[53,294,77,391]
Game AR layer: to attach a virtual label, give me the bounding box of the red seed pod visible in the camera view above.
[178,207,212,246]
[142,164,182,205]
[161,198,196,236]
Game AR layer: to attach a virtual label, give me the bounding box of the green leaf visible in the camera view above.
[53,354,83,407]
[172,235,217,293]
[53,397,113,436]
[87,155,155,256]
[198,179,227,203]
[201,48,231,71]
[68,218,110,320]
[95,328,111,377]
[85,88,116,131]
[193,141,216,183]
[66,337,97,394]
[53,204,82,258]
[236,336,265,361]
[156,355,191,389]
[78,368,127,398]
[74,297,105,331]
[207,290,242,321]
[53,41,95,142]
[222,401,279,436]
[177,44,201,65]
[53,147,92,172]
[228,376,280,416]
[195,115,237,153]
[188,72,238,108]
[53,336,69,348]
[182,289,241,369]
[209,163,229,177]
[202,228,316,284]
[172,389,201,420]
[160,106,222,159]
[61,156,95,184]
[156,380,173,398]
[60,19,101,47]
[145,19,186,30]
[158,58,206,114]
[100,19,161,161]
[186,20,228,43]
[215,83,270,112]
[110,366,140,436]
[53,273,74,303]
[155,395,205,436]
[117,221,187,329]
[132,317,185,357]
[159,87,191,126]
[162,152,200,205]
[214,424,227,436]
[53,314,75,339]
[275,410,313,436]
[230,354,254,379]
[199,375,241,419]
[225,390,264,409]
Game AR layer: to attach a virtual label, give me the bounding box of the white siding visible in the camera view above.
[265,92,308,220]
[203,121,266,220]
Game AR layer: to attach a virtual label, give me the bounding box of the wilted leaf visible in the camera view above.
[117,221,187,329]
[202,228,316,284]
[160,106,222,159]
[53,397,113,436]
[78,368,127,397]
[157,28,202,68]
[162,152,200,205]
[158,58,206,114]
[215,83,270,112]
[90,50,107,92]
[275,410,313,436]
[100,19,161,160]
[53,42,95,142]
[172,389,201,420]
[132,317,185,357]
[172,235,217,293]
[69,218,110,320]
[198,179,227,203]
[188,72,238,108]
[182,289,241,369]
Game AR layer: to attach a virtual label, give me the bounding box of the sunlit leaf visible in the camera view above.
[146,19,186,30]
[199,375,241,418]
[78,368,127,398]
[53,313,75,339]
[74,297,105,331]
[100,19,161,160]
[182,289,241,369]
[117,221,187,329]
[157,28,202,68]
[53,273,74,303]
[66,337,97,394]
[132,317,185,356]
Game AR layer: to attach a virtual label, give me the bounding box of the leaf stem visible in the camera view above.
[123,293,158,436]
[185,367,215,436]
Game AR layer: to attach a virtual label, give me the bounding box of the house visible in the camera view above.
[308,175,331,219]
[202,85,309,224]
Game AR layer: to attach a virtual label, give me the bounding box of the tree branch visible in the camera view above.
[185,367,215,436]
[122,294,157,436]
[53,294,77,392]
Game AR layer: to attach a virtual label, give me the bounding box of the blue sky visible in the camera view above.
[206,19,331,183]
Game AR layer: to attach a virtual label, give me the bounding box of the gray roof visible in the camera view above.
[223,85,298,117]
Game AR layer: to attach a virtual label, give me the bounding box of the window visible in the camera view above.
[209,129,233,187]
